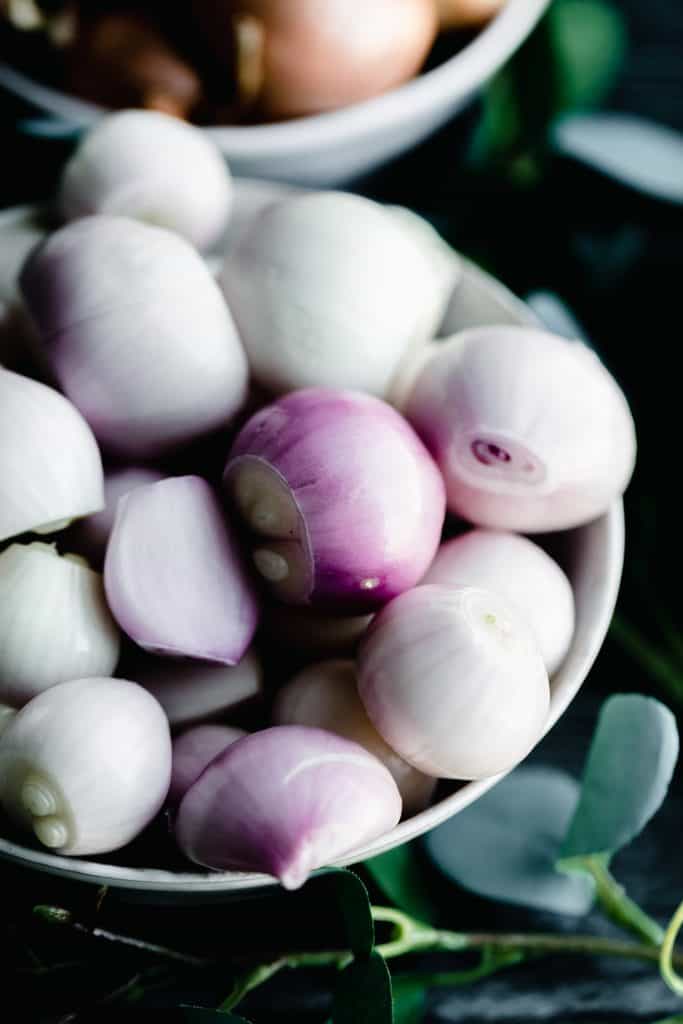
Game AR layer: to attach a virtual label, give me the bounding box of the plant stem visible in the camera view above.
[276,911,683,972]
[219,959,288,1012]
[33,904,210,968]
[579,857,665,946]
[660,899,683,996]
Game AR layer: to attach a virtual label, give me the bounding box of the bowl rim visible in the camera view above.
[0,0,551,154]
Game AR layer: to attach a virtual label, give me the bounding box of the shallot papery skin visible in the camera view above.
[273,661,436,815]
[105,476,259,663]
[59,110,233,252]
[0,368,104,543]
[402,326,636,531]
[20,215,248,458]
[220,191,440,397]
[70,465,165,567]
[124,648,262,726]
[193,0,437,119]
[169,724,246,807]
[225,388,446,611]
[358,584,550,780]
[0,677,171,856]
[175,725,402,888]
[423,530,575,674]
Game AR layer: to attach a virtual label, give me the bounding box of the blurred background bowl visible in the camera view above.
[0,0,550,186]
[0,178,624,901]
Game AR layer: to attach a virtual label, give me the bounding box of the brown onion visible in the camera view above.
[436,0,507,30]
[193,0,438,119]
[66,12,202,119]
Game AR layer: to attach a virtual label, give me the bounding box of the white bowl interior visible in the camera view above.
[0,183,624,895]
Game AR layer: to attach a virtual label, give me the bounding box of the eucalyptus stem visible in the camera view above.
[660,899,683,995]
[580,856,665,946]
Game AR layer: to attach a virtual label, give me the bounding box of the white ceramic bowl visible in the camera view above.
[0,182,624,899]
[0,0,550,186]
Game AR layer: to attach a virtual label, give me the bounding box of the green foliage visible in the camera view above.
[319,868,375,957]
[365,845,438,925]
[470,0,627,169]
[390,978,426,1024]
[331,950,393,1024]
[549,0,627,112]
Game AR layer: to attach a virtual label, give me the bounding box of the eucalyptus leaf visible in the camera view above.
[553,114,683,204]
[423,768,595,916]
[332,950,393,1024]
[549,0,627,112]
[365,844,438,925]
[392,977,426,1024]
[559,694,679,862]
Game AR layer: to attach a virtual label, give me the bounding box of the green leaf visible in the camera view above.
[423,767,594,916]
[332,950,393,1024]
[549,0,627,112]
[365,844,438,924]
[391,977,426,1024]
[314,868,375,958]
[559,694,679,861]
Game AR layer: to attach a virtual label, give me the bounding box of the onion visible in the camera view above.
[423,530,575,674]
[436,0,506,29]
[401,326,636,531]
[220,191,441,397]
[124,648,262,727]
[0,677,171,856]
[69,465,164,567]
[105,476,260,663]
[59,110,233,252]
[169,723,245,807]
[175,725,401,887]
[66,11,202,119]
[0,543,120,707]
[225,388,445,611]
[193,0,437,119]
[0,368,103,543]
[274,660,436,814]
[20,215,248,458]
[358,584,550,779]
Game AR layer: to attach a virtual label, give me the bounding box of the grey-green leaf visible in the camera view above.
[560,694,679,860]
[553,114,683,204]
[423,767,594,916]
